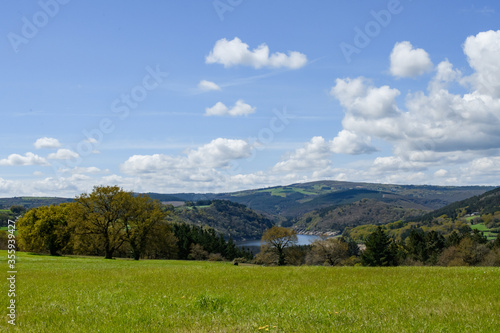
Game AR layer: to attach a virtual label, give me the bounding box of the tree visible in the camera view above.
[143,221,178,259]
[71,186,134,259]
[71,186,169,260]
[470,229,488,244]
[494,233,500,249]
[10,205,27,216]
[345,237,360,257]
[260,226,297,266]
[445,231,462,247]
[308,236,349,266]
[406,229,427,263]
[424,230,445,264]
[362,226,396,266]
[189,243,209,260]
[438,237,490,266]
[224,237,238,261]
[122,194,167,260]
[17,204,72,255]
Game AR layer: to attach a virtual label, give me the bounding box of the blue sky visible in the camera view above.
[1,0,500,197]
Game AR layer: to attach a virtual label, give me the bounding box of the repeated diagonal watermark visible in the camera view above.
[50,65,168,174]
[213,0,244,21]
[7,0,71,54]
[198,106,294,194]
[339,0,414,64]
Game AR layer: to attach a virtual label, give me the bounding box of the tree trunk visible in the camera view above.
[105,248,113,259]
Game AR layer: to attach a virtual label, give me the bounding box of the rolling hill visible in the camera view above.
[170,200,273,241]
[1,181,496,237]
[347,186,500,242]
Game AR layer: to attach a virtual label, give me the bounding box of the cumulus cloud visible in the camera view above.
[390,41,433,78]
[464,156,500,176]
[205,99,256,116]
[328,31,500,185]
[118,138,257,193]
[330,77,402,146]
[330,77,401,119]
[331,130,376,155]
[121,138,253,175]
[206,37,307,69]
[434,169,448,177]
[429,59,462,92]
[463,30,500,97]
[47,149,79,160]
[273,136,333,172]
[0,152,49,166]
[198,80,221,91]
[34,137,61,149]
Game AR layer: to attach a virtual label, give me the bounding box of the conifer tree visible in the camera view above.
[362,226,395,266]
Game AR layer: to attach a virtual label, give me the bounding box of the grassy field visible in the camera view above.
[1,251,499,332]
[470,223,499,240]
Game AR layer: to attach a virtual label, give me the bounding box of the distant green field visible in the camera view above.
[259,187,318,197]
[1,252,499,332]
[180,205,211,210]
[470,223,498,240]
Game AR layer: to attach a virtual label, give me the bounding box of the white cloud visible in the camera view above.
[119,138,256,193]
[47,149,79,160]
[188,138,253,168]
[206,37,307,69]
[390,41,433,78]
[330,77,401,119]
[121,138,253,175]
[205,99,256,116]
[198,80,221,91]
[58,166,104,174]
[330,77,403,146]
[463,30,500,97]
[434,169,448,177]
[327,31,500,186]
[34,137,61,149]
[273,136,333,172]
[429,59,462,92]
[331,130,376,155]
[0,177,14,192]
[0,152,49,166]
[464,156,500,176]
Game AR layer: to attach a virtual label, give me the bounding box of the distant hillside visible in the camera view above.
[416,187,500,222]
[347,186,500,242]
[171,200,274,241]
[212,181,495,218]
[2,181,496,238]
[0,197,73,210]
[293,198,427,233]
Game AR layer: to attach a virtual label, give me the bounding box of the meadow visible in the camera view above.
[1,251,499,332]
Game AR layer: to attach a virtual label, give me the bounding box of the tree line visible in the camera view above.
[9,185,500,267]
[254,226,500,267]
[14,186,252,262]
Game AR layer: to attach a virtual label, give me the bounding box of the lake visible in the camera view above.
[237,234,320,255]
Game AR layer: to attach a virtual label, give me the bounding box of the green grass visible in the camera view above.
[470,223,488,231]
[1,251,499,332]
[259,187,318,198]
[470,223,499,240]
